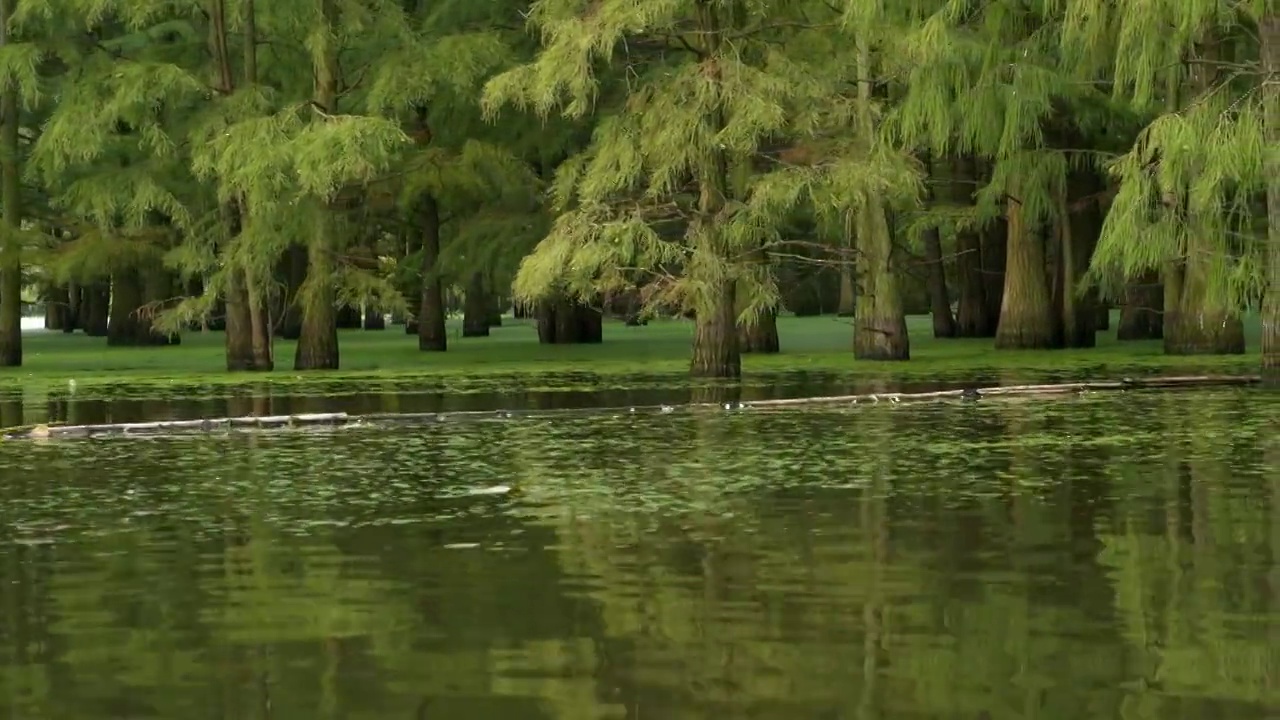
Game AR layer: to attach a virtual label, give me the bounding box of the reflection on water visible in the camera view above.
[0,389,1276,718]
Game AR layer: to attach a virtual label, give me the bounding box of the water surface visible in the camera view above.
[0,389,1276,718]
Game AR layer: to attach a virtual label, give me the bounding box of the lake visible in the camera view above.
[0,388,1275,718]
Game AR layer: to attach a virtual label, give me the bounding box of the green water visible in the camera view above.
[0,389,1276,718]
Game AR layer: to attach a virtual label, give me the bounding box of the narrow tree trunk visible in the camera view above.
[1095,304,1110,331]
[362,307,384,329]
[922,159,955,339]
[951,157,990,337]
[980,217,1006,331]
[1117,272,1163,340]
[462,272,489,337]
[1261,11,1279,382]
[739,306,780,353]
[334,305,361,329]
[923,227,955,338]
[836,265,855,316]
[0,0,21,366]
[994,194,1055,349]
[64,281,81,333]
[852,36,908,360]
[1054,174,1101,348]
[417,196,447,351]
[1162,260,1183,341]
[277,245,305,339]
[240,0,271,370]
[294,0,341,370]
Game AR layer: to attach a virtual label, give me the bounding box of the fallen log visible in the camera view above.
[0,375,1261,440]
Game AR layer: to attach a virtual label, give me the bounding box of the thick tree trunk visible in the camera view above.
[362,307,384,330]
[81,282,109,336]
[335,305,361,329]
[462,272,490,337]
[739,306,780,353]
[691,279,740,377]
[536,297,603,344]
[1117,272,1163,340]
[1261,11,1279,382]
[1164,246,1245,355]
[224,267,258,370]
[417,196,447,351]
[44,285,70,330]
[994,194,1054,349]
[853,205,910,359]
[1095,304,1110,331]
[0,0,20,367]
[107,266,175,346]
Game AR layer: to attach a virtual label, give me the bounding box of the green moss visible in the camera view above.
[0,313,1261,399]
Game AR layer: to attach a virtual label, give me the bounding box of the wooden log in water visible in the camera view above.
[0,412,352,440]
[0,376,1261,440]
[736,374,1260,408]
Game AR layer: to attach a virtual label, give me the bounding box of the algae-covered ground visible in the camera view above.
[0,314,1261,400]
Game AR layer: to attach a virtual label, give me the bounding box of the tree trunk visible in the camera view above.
[64,281,81,333]
[0,0,20,367]
[923,226,955,338]
[951,157,991,337]
[853,205,910,359]
[107,266,175,346]
[1117,272,1163,340]
[1261,11,1279,382]
[240,1,272,371]
[44,284,70,331]
[980,217,1006,331]
[739,306,780,353]
[922,158,955,339]
[294,225,340,369]
[1052,174,1102,348]
[142,262,180,345]
[417,197,446,351]
[836,265,855,316]
[462,272,489,337]
[852,36,908,360]
[277,245,305,339]
[295,0,341,370]
[81,282,109,336]
[536,297,603,344]
[994,194,1055,349]
[362,307,384,330]
[1095,304,1110,331]
[691,279,740,376]
[335,305,361,329]
[1164,246,1245,355]
[222,200,259,369]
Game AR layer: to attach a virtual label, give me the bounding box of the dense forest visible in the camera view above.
[0,0,1273,380]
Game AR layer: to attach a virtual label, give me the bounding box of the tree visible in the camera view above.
[484,0,917,377]
[1072,0,1273,364]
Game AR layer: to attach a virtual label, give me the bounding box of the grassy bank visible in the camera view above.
[0,314,1263,396]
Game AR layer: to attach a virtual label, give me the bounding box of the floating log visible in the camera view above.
[719,374,1260,408]
[1,413,352,441]
[0,375,1261,441]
